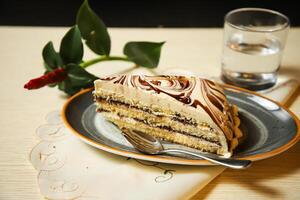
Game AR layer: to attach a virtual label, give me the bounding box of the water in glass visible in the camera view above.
[222,32,283,89]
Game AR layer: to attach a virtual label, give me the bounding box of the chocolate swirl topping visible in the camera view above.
[99,75,234,140]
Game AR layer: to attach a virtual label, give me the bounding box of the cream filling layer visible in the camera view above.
[101,111,228,155]
[96,100,226,145]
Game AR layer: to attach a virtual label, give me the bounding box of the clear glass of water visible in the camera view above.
[221,8,290,90]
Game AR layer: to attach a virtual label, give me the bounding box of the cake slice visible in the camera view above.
[93,75,242,156]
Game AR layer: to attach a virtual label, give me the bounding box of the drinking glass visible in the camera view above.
[221,8,290,90]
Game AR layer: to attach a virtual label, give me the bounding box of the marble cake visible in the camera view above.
[93,75,242,156]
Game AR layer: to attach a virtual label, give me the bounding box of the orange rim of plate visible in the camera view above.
[61,84,300,165]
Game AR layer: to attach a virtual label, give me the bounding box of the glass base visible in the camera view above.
[221,70,277,91]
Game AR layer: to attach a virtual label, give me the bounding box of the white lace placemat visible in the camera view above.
[29,70,298,200]
[30,110,226,200]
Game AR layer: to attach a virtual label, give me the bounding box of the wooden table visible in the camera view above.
[0,27,299,199]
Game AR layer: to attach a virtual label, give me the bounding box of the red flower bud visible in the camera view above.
[24,68,67,90]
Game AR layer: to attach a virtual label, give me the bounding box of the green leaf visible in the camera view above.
[59,26,83,64]
[58,79,79,96]
[58,64,98,95]
[66,64,98,87]
[42,41,63,70]
[43,63,54,72]
[76,0,111,55]
[123,41,165,68]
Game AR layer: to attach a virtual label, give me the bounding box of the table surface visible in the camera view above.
[0,26,299,200]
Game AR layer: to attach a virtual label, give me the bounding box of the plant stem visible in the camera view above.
[80,56,131,68]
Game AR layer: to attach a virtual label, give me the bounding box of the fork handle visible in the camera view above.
[162,149,252,169]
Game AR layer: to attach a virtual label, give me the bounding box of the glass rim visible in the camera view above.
[225,8,290,32]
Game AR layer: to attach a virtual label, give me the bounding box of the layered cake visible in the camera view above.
[93,75,242,156]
